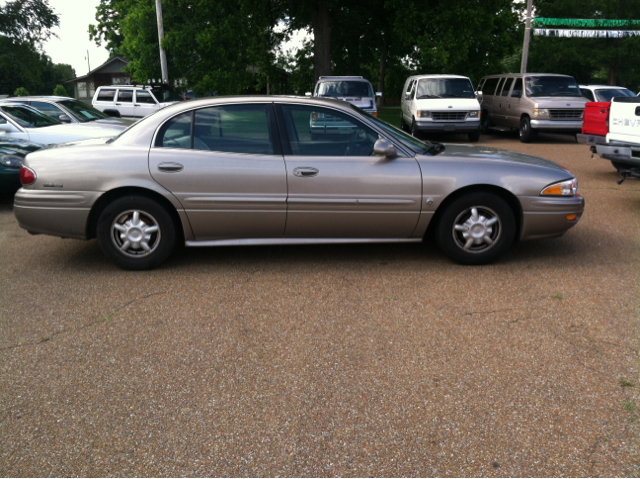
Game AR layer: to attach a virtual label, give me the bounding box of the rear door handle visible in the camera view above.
[115,103,122,105]
[134,104,141,106]
[293,167,319,177]
[157,162,184,172]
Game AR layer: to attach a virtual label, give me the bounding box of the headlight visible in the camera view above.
[468,110,480,118]
[416,111,431,118]
[0,155,24,167]
[540,178,578,196]
[533,108,549,117]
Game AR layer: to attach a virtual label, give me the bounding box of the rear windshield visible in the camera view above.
[525,76,582,97]
[0,105,60,128]
[58,99,110,122]
[594,88,636,102]
[415,78,475,99]
[316,81,374,98]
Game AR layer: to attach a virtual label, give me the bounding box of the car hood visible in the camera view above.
[528,97,588,108]
[330,97,375,110]
[414,98,480,110]
[435,143,569,172]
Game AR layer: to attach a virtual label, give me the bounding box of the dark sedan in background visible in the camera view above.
[0,138,43,195]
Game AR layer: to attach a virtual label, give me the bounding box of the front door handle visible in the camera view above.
[157,162,184,172]
[293,167,319,177]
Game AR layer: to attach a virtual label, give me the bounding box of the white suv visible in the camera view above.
[401,74,481,142]
[92,85,180,119]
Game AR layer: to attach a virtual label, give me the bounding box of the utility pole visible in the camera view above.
[520,0,533,73]
[155,0,169,84]
[86,50,90,72]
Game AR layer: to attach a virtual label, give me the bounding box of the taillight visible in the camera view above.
[20,165,36,185]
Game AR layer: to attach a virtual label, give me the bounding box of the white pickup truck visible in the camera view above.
[578,97,640,169]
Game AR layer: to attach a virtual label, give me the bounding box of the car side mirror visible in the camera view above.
[58,114,72,123]
[511,90,522,98]
[375,91,382,97]
[373,138,398,158]
[305,92,312,96]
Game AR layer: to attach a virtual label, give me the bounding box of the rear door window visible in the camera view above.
[29,101,64,119]
[156,111,192,149]
[117,90,133,103]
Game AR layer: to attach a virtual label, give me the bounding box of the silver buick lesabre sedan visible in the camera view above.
[14,96,584,270]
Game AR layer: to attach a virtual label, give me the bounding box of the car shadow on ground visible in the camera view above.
[422,130,579,145]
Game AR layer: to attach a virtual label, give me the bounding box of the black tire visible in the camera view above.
[468,130,480,142]
[436,192,516,265]
[96,195,177,270]
[411,118,420,139]
[519,116,535,143]
[400,113,406,131]
[480,111,490,134]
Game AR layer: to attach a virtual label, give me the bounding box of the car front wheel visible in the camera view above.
[436,192,516,265]
[96,196,177,270]
[519,116,535,143]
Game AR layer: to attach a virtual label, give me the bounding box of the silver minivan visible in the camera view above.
[477,73,587,143]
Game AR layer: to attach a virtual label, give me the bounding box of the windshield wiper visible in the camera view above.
[416,94,441,99]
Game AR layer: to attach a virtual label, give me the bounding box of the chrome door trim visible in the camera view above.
[186,237,423,247]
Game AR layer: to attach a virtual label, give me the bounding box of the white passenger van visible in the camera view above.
[400,74,481,142]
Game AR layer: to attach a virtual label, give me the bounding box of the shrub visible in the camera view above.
[14,87,29,96]
[53,84,68,97]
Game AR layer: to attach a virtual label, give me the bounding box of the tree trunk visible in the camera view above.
[608,66,616,86]
[312,0,332,80]
[376,36,387,108]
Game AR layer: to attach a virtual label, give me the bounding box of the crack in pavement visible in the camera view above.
[0,291,167,352]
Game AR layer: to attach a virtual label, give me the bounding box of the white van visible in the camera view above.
[400,74,481,142]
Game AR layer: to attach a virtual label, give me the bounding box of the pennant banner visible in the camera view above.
[534,18,640,28]
[534,28,640,38]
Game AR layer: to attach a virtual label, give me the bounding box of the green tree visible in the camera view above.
[529,0,640,89]
[53,84,68,96]
[0,0,59,42]
[14,86,29,96]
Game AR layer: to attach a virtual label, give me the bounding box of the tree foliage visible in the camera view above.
[0,0,59,42]
[14,87,29,96]
[529,0,640,89]
[53,84,68,96]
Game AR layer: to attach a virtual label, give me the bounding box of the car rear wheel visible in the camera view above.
[436,192,516,265]
[96,196,176,270]
[519,116,535,143]
[411,119,420,139]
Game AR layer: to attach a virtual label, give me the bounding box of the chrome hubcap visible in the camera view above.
[452,206,501,253]
[111,210,160,257]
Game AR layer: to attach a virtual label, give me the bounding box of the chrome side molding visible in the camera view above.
[185,238,423,247]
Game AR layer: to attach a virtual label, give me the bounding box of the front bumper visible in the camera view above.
[519,195,585,241]
[530,119,583,131]
[414,120,480,133]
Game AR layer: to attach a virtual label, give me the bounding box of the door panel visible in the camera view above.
[134,90,158,118]
[115,89,135,117]
[149,104,287,240]
[277,104,422,238]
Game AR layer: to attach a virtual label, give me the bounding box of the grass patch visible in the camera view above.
[620,379,634,388]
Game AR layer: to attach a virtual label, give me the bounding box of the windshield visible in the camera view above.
[352,106,443,155]
[316,81,374,98]
[58,99,110,122]
[1,105,60,128]
[595,88,636,102]
[416,78,475,99]
[151,87,182,103]
[525,76,582,97]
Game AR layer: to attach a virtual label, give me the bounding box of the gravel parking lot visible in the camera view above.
[1,131,638,476]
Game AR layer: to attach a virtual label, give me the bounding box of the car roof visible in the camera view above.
[482,73,574,78]
[0,96,72,102]
[409,74,470,80]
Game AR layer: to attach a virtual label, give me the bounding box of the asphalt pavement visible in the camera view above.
[1,131,639,476]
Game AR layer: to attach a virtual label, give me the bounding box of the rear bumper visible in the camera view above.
[595,143,640,166]
[576,133,606,145]
[519,195,585,241]
[530,119,582,131]
[414,120,480,133]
